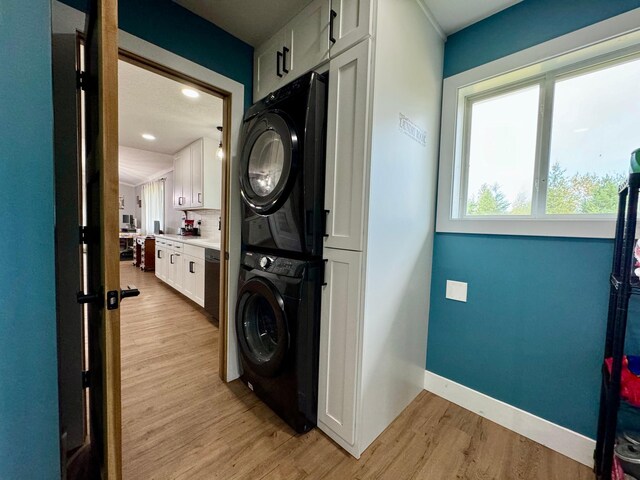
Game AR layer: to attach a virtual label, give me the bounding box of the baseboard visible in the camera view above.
[423,370,595,467]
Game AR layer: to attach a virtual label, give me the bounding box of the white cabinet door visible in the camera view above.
[201,138,222,210]
[329,0,371,58]
[191,257,205,307]
[324,39,371,251]
[254,32,286,102]
[191,139,204,207]
[182,254,196,300]
[155,244,166,281]
[317,247,362,447]
[173,147,191,209]
[172,252,184,293]
[287,0,331,78]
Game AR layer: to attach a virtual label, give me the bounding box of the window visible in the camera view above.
[437,17,640,238]
[461,53,640,219]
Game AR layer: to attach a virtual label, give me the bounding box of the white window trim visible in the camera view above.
[436,7,640,239]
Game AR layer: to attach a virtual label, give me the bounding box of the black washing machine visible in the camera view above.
[235,251,323,433]
[239,71,328,258]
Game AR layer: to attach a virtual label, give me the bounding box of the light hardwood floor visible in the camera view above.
[120,262,592,479]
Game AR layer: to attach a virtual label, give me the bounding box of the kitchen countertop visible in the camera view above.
[155,234,221,250]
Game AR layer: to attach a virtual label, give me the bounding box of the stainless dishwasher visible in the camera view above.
[204,248,220,321]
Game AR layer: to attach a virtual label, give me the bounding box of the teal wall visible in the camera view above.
[429,1,640,438]
[59,0,254,109]
[0,1,60,478]
[444,0,640,77]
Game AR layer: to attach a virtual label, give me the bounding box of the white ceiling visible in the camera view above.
[118,147,174,186]
[174,0,315,46]
[423,0,522,35]
[118,60,223,184]
[173,0,521,44]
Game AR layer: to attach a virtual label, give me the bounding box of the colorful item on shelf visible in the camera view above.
[605,356,640,407]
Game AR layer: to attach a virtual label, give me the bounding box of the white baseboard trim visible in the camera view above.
[424,370,595,467]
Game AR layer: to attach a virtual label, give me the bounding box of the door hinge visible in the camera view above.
[82,370,90,389]
[76,70,86,90]
[79,225,89,244]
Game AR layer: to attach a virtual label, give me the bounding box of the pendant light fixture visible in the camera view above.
[216,126,224,160]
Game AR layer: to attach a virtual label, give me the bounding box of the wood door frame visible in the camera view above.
[116,49,232,380]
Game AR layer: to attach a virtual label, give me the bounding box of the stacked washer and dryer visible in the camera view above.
[235,72,328,433]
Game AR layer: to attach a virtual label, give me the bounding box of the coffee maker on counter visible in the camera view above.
[180,219,200,236]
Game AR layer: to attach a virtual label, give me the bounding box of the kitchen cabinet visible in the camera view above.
[317,0,443,460]
[182,243,206,307]
[173,137,221,210]
[154,237,206,307]
[323,39,371,252]
[155,239,167,281]
[253,0,332,101]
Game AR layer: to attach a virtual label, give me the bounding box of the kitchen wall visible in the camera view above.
[187,209,222,243]
[58,0,253,109]
[119,183,137,225]
[0,1,60,478]
[427,0,640,440]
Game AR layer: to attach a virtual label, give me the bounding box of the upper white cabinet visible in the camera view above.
[329,0,372,58]
[173,137,221,210]
[253,0,331,101]
[324,40,372,252]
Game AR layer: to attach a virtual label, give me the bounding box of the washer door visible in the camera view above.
[236,277,289,377]
[240,112,298,215]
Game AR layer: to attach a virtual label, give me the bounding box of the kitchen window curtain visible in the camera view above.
[141,179,164,234]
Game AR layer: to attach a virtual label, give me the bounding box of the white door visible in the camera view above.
[317,247,362,447]
[155,244,165,281]
[329,0,371,58]
[324,39,371,251]
[254,32,285,101]
[192,257,205,307]
[182,254,196,300]
[173,147,188,208]
[287,0,331,78]
[191,139,204,207]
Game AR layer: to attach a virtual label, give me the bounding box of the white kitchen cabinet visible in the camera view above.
[324,39,372,252]
[329,0,372,58]
[182,254,205,307]
[155,240,167,282]
[173,138,221,210]
[317,248,362,448]
[253,0,331,102]
[154,237,206,307]
[173,147,190,208]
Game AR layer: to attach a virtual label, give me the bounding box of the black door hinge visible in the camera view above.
[76,70,86,90]
[82,370,90,389]
[79,225,89,244]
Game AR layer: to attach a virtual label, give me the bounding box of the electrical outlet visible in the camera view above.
[446,280,467,302]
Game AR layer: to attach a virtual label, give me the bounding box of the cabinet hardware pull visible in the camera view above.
[323,209,330,238]
[329,9,337,44]
[282,47,289,73]
[170,254,174,265]
[157,250,161,259]
[178,196,184,206]
[322,259,329,287]
[189,261,195,274]
[276,50,283,78]
[198,192,202,204]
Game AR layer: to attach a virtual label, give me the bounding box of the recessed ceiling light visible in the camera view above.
[182,88,200,98]
[142,133,156,141]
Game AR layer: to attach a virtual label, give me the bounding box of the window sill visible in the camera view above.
[435,217,616,239]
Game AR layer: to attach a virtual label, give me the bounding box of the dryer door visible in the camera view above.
[236,277,289,377]
[240,112,298,215]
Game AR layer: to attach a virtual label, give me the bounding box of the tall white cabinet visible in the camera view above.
[173,137,221,210]
[252,0,445,460]
[318,0,444,458]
